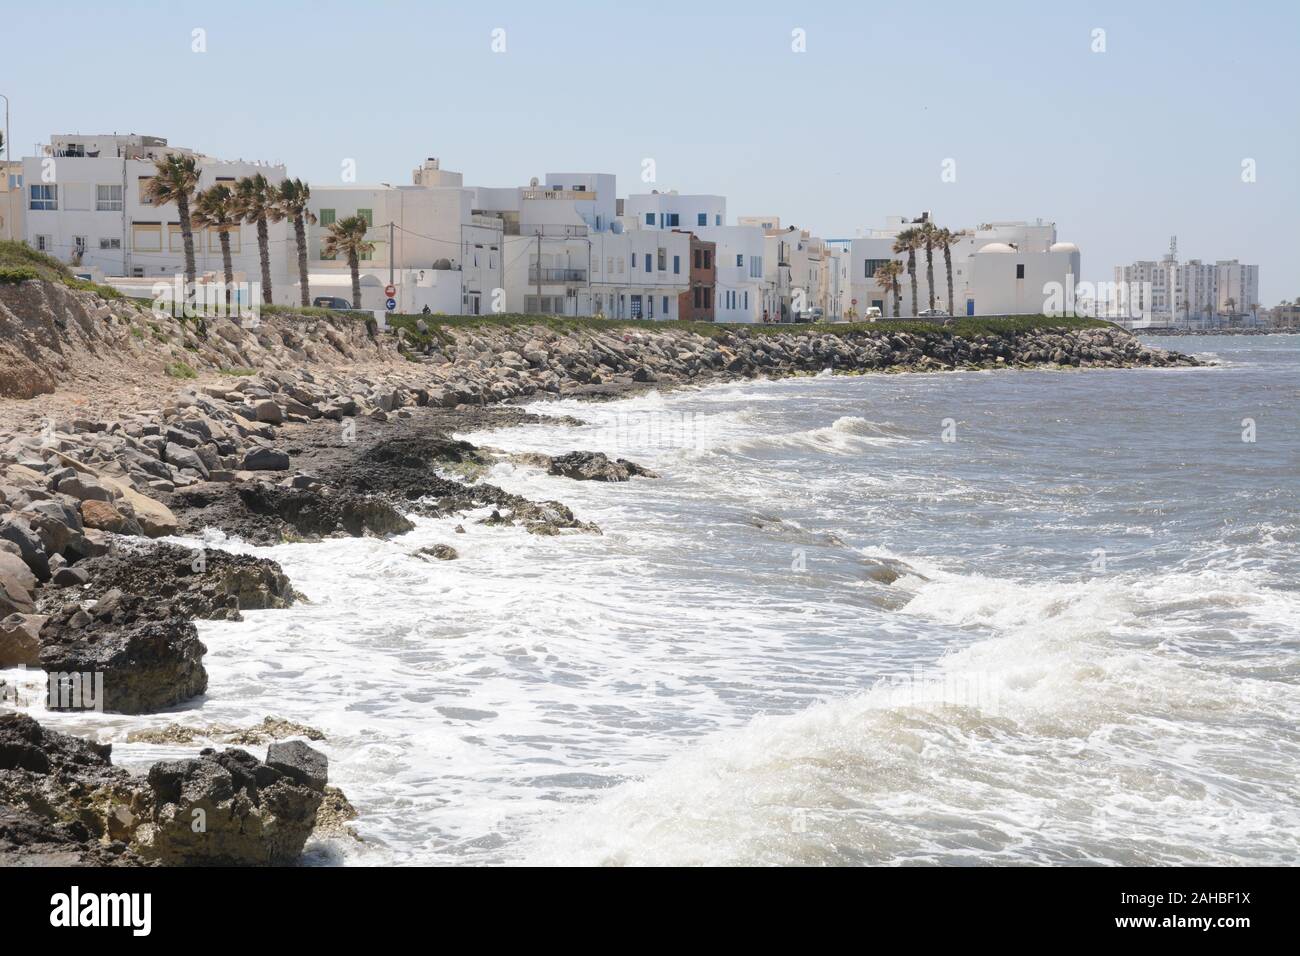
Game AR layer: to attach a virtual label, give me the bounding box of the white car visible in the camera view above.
[917,308,950,318]
[863,306,883,320]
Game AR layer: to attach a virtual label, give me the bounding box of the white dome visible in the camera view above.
[976,242,1016,254]
[1050,241,1080,253]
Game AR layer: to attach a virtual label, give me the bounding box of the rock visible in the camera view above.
[547,450,660,482]
[134,746,324,865]
[164,442,209,479]
[415,544,458,561]
[54,474,115,503]
[236,484,414,540]
[39,598,208,715]
[266,740,328,792]
[0,550,38,595]
[51,566,89,588]
[0,515,49,581]
[79,499,129,533]
[253,400,285,424]
[0,613,45,667]
[241,447,291,471]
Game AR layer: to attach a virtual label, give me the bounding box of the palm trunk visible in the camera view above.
[893,281,900,317]
[925,241,935,310]
[257,216,272,304]
[294,213,310,306]
[907,251,918,316]
[944,247,954,316]
[349,252,361,309]
[219,230,233,310]
[178,192,196,306]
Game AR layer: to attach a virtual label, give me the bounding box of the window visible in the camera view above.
[662,295,669,314]
[648,296,654,318]
[132,223,162,252]
[743,291,748,310]
[865,258,892,279]
[1016,263,1025,279]
[750,256,763,279]
[607,257,614,274]
[673,255,680,275]
[630,294,642,318]
[319,208,336,227]
[715,215,721,226]
[697,213,707,226]
[29,184,57,210]
[99,237,122,250]
[667,213,679,227]
[357,208,374,227]
[694,287,702,308]
[657,248,666,271]
[95,184,124,211]
[645,212,655,226]
[72,236,87,252]
[644,253,652,273]
[736,254,744,267]
[703,251,711,269]
[35,235,51,251]
[693,249,702,269]
[138,177,154,204]
[704,287,712,308]
[168,224,190,253]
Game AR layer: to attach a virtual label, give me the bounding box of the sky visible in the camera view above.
[2,0,1296,302]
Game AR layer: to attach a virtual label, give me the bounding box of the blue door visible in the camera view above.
[966,298,975,316]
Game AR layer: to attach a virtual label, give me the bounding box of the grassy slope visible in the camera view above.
[0,239,129,300]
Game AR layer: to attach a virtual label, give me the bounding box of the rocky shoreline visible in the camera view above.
[0,279,1205,864]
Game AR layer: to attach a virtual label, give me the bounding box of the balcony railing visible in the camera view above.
[529,268,588,284]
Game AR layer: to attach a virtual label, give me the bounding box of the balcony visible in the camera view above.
[523,189,597,202]
[529,268,588,284]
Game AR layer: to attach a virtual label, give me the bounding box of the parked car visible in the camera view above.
[313,296,354,310]
[917,308,950,318]
[864,306,883,320]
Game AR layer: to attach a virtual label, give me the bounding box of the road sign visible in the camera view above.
[384,284,396,297]
[385,297,397,312]
[851,298,858,306]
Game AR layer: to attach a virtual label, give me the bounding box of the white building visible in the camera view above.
[306,168,502,314]
[1,160,23,244]
[844,216,1080,318]
[695,225,770,322]
[22,133,292,296]
[624,191,725,232]
[1114,242,1260,327]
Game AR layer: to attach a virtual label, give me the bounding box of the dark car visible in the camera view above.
[313,296,354,310]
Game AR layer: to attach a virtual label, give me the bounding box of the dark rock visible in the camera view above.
[415,544,458,561]
[548,450,660,482]
[241,447,291,471]
[265,740,328,792]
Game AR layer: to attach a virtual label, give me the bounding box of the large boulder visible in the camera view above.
[237,484,414,540]
[547,450,660,482]
[241,447,291,471]
[133,745,326,865]
[0,613,45,667]
[39,594,208,715]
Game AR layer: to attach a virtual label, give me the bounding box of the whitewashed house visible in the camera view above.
[22,133,292,298]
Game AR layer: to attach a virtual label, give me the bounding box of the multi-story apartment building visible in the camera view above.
[1114,241,1260,326]
[624,190,725,232]
[21,133,291,295]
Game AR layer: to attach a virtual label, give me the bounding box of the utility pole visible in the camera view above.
[389,220,395,289]
[535,231,541,313]
[0,93,11,245]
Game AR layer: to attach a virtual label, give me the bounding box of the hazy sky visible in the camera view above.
[3,0,1296,301]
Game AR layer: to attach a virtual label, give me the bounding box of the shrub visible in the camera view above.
[0,266,39,284]
[164,361,197,379]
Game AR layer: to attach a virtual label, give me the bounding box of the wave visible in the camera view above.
[720,416,913,457]
[525,563,1300,866]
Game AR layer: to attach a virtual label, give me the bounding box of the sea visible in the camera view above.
[13,334,1299,866]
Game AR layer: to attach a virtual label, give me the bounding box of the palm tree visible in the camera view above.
[144,153,201,296]
[892,228,922,316]
[931,227,965,316]
[276,178,316,306]
[232,174,282,305]
[874,260,903,318]
[321,216,373,309]
[918,221,938,310]
[191,184,240,308]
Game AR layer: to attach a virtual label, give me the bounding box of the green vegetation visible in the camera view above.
[217,366,256,376]
[164,361,197,379]
[387,311,1116,341]
[261,303,372,321]
[0,266,40,284]
[0,239,129,301]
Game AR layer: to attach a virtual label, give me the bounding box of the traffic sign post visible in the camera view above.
[384,284,396,298]
[385,298,397,312]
